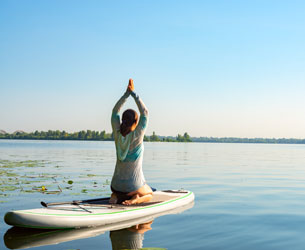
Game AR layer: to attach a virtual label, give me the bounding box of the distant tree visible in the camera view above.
[176,132,192,142]
[183,132,192,142]
[150,131,160,142]
[176,134,184,142]
[100,130,106,140]
[55,130,60,139]
[78,131,86,140]
[85,130,92,140]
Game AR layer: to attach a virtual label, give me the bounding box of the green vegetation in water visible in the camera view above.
[0,185,19,192]
[79,173,102,179]
[0,159,111,201]
[86,174,98,177]
[70,193,81,196]
[1,171,18,177]
[0,159,46,168]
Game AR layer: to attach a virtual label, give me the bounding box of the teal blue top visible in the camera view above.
[110,90,148,193]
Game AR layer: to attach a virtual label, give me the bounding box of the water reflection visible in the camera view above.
[5,222,154,250]
[110,221,153,250]
[4,202,193,249]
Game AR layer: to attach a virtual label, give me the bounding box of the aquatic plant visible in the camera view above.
[0,159,111,203]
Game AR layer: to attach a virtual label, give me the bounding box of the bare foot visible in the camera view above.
[122,194,140,205]
[109,193,118,204]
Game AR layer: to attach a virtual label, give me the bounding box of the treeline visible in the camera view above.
[0,130,113,141]
[3,131,305,144]
[192,137,305,144]
[144,132,192,142]
[0,130,192,142]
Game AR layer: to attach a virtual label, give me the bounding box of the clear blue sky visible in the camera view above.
[1,0,305,138]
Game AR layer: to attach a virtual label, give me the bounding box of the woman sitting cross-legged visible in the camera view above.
[109,79,153,205]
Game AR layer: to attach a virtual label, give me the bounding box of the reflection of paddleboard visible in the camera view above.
[4,201,194,250]
[4,190,194,229]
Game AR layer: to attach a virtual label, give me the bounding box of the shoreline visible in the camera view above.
[1,137,305,145]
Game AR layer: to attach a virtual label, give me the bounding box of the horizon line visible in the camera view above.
[0,129,304,140]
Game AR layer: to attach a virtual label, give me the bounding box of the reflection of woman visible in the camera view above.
[110,79,153,205]
[110,221,153,250]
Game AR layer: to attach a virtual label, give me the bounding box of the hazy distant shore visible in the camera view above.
[1,130,305,144]
[0,130,192,143]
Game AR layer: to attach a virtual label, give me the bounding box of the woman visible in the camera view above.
[110,79,153,205]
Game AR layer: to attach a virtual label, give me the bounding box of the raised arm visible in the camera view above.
[130,87,148,132]
[131,91,148,117]
[111,90,130,132]
[127,79,148,132]
[112,91,130,115]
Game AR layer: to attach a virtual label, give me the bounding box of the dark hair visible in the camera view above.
[120,109,138,136]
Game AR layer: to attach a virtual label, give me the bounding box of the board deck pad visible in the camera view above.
[83,192,181,207]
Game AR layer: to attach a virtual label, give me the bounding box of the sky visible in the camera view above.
[1,0,305,138]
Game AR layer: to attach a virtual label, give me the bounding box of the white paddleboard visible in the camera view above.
[4,201,194,249]
[4,190,194,229]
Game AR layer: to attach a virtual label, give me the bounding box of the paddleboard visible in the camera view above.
[4,201,194,249]
[4,190,194,229]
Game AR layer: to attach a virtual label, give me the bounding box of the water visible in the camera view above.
[1,140,305,249]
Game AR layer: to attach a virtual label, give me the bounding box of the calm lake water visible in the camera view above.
[1,140,305,249]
